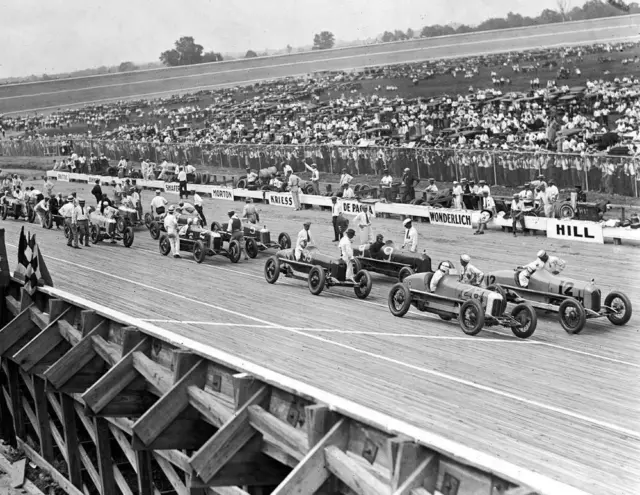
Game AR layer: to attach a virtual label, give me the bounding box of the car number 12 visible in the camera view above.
[558,281,574,297]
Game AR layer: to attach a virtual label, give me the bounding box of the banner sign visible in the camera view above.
[428,209,473,228]
[56,172,69,182]
[87,175,102,184]
[267,192,294,208]
[209,186,233,201]
[340,200,376,217]
[546,219,604,244]
[164,182,180,194]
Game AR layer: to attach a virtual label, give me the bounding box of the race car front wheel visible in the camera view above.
[227,240,241,263]
[388,283,411,317]
[308,266,326,296]
[278,232,292,250]
[159,235,171,256]
[354,270,372,299]
[246,238,259,259]
[459,299,485,336]
[193,241,206,263]
[510,303,538,339]
[149,222,161,240]
[144,213,153,228]
[558,298,586,334]
[604,291,632,326]
[90,225,101,244]
[264,256,280,284]
[398,266,414,282]
[123,227,134,248]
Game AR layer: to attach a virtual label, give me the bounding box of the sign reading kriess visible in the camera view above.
[267,192,294,207]
[209,186,233,201]
[428,210,472,228]
[546,219,603,244]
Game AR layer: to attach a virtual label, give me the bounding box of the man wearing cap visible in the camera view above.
[34,195,49,227]
[510,194,526,236]
[177,166,188,199]
[401,168,417,203]
[475,190,496,235]
[58,196,76,248]
[339,228,357,282]
[227,210,249,261]
[331,196,344,242]
[380,169,393,202]
[339,168,353,189]
[91,179,102,205]
[353,206,373,245]
[459,255,484,287]
[287,171,302,210]
[402,218,418,252]
[150,190,168,217]
[242,198,260,224]
[424,178,438,203]
[430,261,452,292]
[72,198,90,248]
[461,178,473,209]
[304,162,320,195]
[164,206,180,258]
[295,222,314,261]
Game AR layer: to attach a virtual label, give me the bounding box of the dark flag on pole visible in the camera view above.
[0,229,11,289]
[24,234,53,296]
[14,226,30,279]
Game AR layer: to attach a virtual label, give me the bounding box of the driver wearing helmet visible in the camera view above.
[459,254,484,287]
[519,249,566,287]
[179,217,194,236]
[369,234,386,260]
[430,261,452,292]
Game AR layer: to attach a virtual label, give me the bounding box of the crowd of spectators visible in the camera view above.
[2,41,640,159]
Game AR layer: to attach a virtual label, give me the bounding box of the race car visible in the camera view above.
[388,263,538,338]
[352,241,432,281]
[211,221,292,258]
[484,268,632,334]
[1,197,35,223]
[264,247,373,299]
[148,213,199,240]
[115,205,143,232]
[87,209,135,247]
[158,225,241,263]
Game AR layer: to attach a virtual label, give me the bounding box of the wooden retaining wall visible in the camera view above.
[0,278,583,495]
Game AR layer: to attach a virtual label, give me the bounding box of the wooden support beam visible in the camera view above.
[153,453,187,495]
[99,375,157,418]
[121,327,144,356]
[173,350,201,381]
[19,288,34,312]
[33,376,54,462]
[305,404,337,448]
[5,295,21,316]
[78,444,101,493]
[190,386,270,484]
[91,335,120,366]
[12,308,72,373]
[80,310,103,336]
[504,487,538,495]
[325,445,388,495]
[0,368,16,446]
[44,321,109,392]
[48,299,69,322]
[272,418,349,495]
[29,306,50,330]
[248,405,309,461]
[136,450,155,495]
[22,396,39,439]
[132,351,173,395]
[0,306,36,357]
[6,360,25,439]
[57,320,83,346]
[132,360,207,448]
[61,393,83,489]
[188,385,234,428]
[233,373,263,409]
[81,338,149,415]
[392,450,438,495]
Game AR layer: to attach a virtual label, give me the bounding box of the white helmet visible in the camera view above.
[460,254,471,264]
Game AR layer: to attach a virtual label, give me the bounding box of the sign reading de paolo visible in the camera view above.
[547,219,603,244]
[267,192,294,208]
[209,186,233,201]
[428,209,473,228]
[340,200,376,217]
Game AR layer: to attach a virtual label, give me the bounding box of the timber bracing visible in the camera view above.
[0,278,548,495]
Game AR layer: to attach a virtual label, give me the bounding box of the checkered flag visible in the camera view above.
[14,226,30,279]
[23,234,53,296]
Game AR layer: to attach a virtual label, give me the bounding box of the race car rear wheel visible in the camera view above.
[144,213,153,228]
[149,222,161,240]
[459,299,485,336]
[27,207,36,224]
[43,211,53,229]
[159,235,171,256]
[90,225,101,244]
[487,284,508,315]
[351,258,362,275]
[559,204,575,219]
[278,232,292,249]
[227,240,241,263]
[116,217,126,234]
[388,283,411,317]
[604,291,632,326]
[246,238,259,259]
[398,266,414,282]
[308,266,326,296]
[123,227,134,248]
[193,240,206,263]
[210,221,222,232]
[0,205,7,220]
[558,298,586,334]
[354,270,372,299]
[510,303,538,339]
[264,256,280,284]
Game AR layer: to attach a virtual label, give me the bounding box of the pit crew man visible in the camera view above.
[511,193,526,236]
[72,198,90,248]
[519,250,566,287]
[402,218,418,253]
[34,195,49,227]
[459,254,484,286]
[295,221,314,261]
[242,198,260,224]
[227,210,249,261]
[339,228,357,282]
[193,193,206,225]
[150,190,168,217]
[353,207,373,245]
[430,261,452,292]
[164,206,180,258]
[58,196,76,248]
[177,201,196,215]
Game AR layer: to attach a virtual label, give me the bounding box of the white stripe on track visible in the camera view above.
[8,246,639,439]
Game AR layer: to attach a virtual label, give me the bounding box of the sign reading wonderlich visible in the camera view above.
[428,210,473,228]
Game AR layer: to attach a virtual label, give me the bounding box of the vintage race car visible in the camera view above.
[484,268,632,334]
[388,265,538,338]
[264,247,373,298]
[211,221,292,258]
[353,241,432,281]
[149,213,199,240]
[87,210,134,247]
[1,197,35,223]
[115,205,142,232]
[158,226,241,263]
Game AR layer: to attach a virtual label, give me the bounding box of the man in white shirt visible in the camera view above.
[339,229,357,282]
[424,178,438,202]
[72,198,90,248]
[339,169,353,188]
[58,196,76,247]
[164,206,180,258]
[193,193,206,225]
[380,169,393,202]
[295,221,313,261]
[353,207,373,245]
[430,261,452,292]
[342,184,355,199]
[177,167,188,199]
[34,197,49,227]
[288,173,301,210]
[519,250,566,287]
[402,218,418,252]
[510,194,526,237]
[459,255,484,287]
[330,196,344,242]
[150,190,168,216]
[304,163,320,195]
[452,181,464,209]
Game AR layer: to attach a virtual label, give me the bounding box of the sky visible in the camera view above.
[0,0,566,79]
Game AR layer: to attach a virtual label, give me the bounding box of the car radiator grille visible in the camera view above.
[591,289,601,312]
[489,298,502,317]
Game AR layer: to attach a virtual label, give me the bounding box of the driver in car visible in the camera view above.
[369,234,386,260]
[430,261,452,292]
[519,249,566,287]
